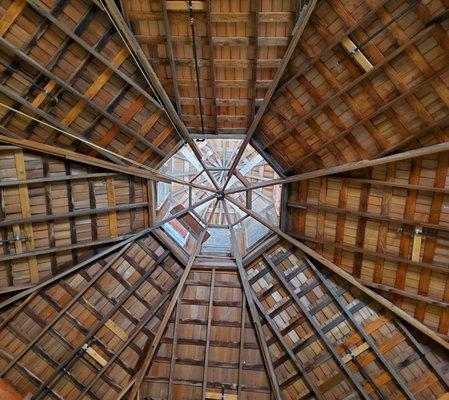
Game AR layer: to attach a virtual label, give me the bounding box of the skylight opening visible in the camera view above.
[155,138,281,256]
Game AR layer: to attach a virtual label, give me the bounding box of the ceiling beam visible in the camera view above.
[24,0,162,109]
[304,256,416,399]
[226,196,449,352]
[99,0,220,190]
[225,141,449,194]
[0,85,124,166]
[205,0,218,133]
[283,64,449,171]
[222,200,283,400]
[264,15,444,149]
[257,254,370,400]
[0,134,214,192]
[127,200,219,400]
[0,36,166,157]
[0,194,217,311]
[222,0,317,189]
[160,0,182,113]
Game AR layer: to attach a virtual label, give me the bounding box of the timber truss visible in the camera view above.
[0,0,449,399]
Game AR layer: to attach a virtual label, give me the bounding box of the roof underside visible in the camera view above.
[0,0,449,399]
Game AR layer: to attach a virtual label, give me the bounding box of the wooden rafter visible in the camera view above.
[225,141,449,194]
[226,196,449,351]
[0,194,216,311]
[127,200,219,400]
[222,200,282,400]
[0,134,214,192]
[222,0,317,189]
[100,0,220,190]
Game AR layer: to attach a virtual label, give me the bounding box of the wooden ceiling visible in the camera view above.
[120,0,298,135]
[0,0,449,399]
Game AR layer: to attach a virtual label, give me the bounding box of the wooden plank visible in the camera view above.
[168,300,180,400]
[106,176,118,237]
[201,269,215,400]
[104,319,129,342]
[82,345,107,367]
[411,228,422,262]
[13,150,39,283]
[0,0,27,36]
[205,393,237,400]
[225,141,449,194]
[340,37,373,72]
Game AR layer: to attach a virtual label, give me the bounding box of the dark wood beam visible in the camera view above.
[287,201,449,234]
[100,0,220,190]
[304,256,416,399]
[127,201,219,400]
[0,134,215,192]
[264,17,444,150]
[0,36,166,157]
[259,253,370,400]
[205,0,218,133]
[222,0,317,189]
[222,201,283,400]
[225,141,449,194]
[160,0,182,113]
[225,196,449,351]
[0,194,217,311]
[24,0,162,109]
[0,202,149,228]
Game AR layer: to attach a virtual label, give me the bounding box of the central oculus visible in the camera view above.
[155,138,281,256]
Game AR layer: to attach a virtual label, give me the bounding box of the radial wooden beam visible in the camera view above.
[26,250,172,399]
[304,256,416,399]
[160,0,182,113]
[226,196,449,351]
[99,0,220,190]
[0,242,132,379]
[74,281,178,400]
[0,194,217,311]
[225,141,449,194]
[257,254,370,400]
[127,200,219,400]
[205,0,218,133]
[222,200,283,400]
[0,85,124,166]
[283,64,449,171]
[0,134,215,193]
[222,0,317,189]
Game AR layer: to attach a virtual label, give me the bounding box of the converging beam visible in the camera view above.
[222,0,317,189]
[127,200,219,400]
[225,141,449,194]
[0,194,218,311]
[225,196,449,352]
[99,0,220,190]
[0,134,215,193]
[222,200,283,400]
